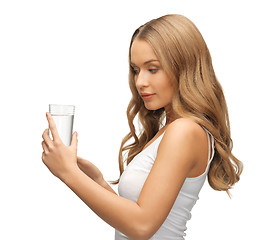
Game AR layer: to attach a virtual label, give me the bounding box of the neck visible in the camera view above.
[165,108,178,125]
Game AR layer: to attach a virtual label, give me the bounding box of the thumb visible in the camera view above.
[70,131,78,150]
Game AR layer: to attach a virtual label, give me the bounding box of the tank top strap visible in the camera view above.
[201,126,215,163]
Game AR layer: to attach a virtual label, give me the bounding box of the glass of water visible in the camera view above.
[49,104,75,146]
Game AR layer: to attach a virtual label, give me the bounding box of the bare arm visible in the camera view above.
[77,156,117,195]
[42,114,206,240]
[62,168,145,239]
[100,179,117,195]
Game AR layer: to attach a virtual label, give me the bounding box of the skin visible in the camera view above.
[131,40,173,113]
[41,39,209,240]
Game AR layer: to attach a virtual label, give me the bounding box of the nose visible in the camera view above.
[135,71,149,90]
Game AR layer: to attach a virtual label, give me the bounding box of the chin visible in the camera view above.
[144,103,162,111]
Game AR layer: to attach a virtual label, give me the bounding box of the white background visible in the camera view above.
[0,0,263,239]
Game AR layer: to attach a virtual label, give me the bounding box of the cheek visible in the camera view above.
[160,80,173,97]
[165,88,174,103]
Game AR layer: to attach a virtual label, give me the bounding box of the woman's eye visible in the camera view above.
[149,68,158,73]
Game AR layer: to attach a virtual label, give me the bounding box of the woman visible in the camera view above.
[41,14,243,239]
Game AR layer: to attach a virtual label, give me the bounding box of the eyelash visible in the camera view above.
[131,68,158,74]
[149,69,158,73]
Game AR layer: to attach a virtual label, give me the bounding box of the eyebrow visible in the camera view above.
[130,59,160,67]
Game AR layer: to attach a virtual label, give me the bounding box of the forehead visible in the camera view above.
[130,39,158,65]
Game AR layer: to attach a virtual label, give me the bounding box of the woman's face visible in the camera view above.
[130,39,173,112]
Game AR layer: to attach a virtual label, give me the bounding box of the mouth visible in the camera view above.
[140,93,156,100]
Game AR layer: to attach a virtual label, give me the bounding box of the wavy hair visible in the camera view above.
[114,14,243,195]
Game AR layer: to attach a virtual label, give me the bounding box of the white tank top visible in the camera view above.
[115,127,215,240]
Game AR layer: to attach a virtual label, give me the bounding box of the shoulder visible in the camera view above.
[165,118,205,142]
[158,118,206,165]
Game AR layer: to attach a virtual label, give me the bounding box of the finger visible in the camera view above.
[70,131,78,151]
[42,152,48,166]
[42,128,53,147]
[46,112,61,142]
[42,140,49,153]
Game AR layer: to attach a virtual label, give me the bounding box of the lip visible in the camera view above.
[140,93,156,99]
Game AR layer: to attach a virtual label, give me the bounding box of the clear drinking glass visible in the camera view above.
[49,104,75,146]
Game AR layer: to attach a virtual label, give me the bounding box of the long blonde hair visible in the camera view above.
[114,14,243,195]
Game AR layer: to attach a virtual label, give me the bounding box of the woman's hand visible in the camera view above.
[41,112,79,181]
[77,156,104,185]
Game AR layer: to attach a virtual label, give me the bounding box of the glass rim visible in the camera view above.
[49,104,75,115]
